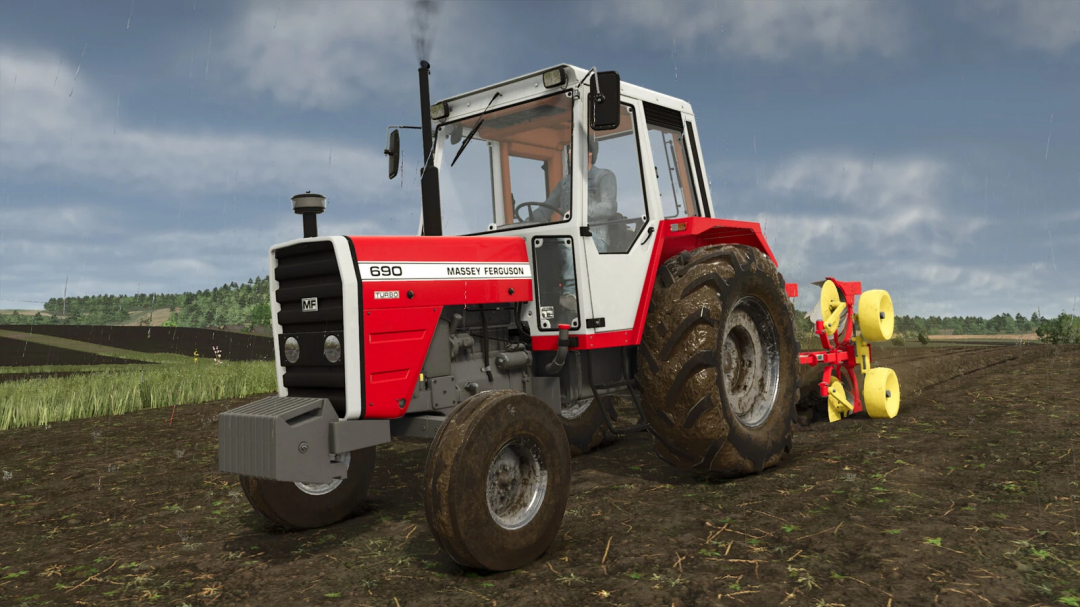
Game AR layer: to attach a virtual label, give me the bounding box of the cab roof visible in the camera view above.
[434,64,694,123]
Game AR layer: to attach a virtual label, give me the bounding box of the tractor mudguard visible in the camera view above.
[530,217,791,352]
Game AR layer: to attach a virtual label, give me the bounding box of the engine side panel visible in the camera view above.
[364,306,443,419]
[349,235,534,419]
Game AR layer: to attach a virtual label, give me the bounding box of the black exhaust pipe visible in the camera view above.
[292,192,326,238]
[418,60,442,236]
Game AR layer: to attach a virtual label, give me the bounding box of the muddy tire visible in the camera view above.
[637,244,799,476]
[240,447,376,530]
[559,396,618,456]
[424,390,571,571]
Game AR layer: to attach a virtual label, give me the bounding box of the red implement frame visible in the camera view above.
[797,278,868,415]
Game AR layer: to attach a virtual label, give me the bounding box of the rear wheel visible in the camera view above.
[240,447,376,530]
[637,245,799,476]
[424,390,571,571]
[559,396,618,456]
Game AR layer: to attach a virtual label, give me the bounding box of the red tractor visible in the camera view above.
[219,63,899,571]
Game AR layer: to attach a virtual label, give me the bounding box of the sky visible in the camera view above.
[0,0,1078,319]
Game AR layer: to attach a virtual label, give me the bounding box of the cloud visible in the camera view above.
[739,152,1057,316]
[0,200,385,304]
[218,1,483,111]
[0,46,422,308]
[0,48,393,201]
[759,152,986,259]
[955,0,1080,54]
[592,0,908,62]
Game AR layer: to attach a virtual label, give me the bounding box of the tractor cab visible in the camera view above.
[391,65,715,337]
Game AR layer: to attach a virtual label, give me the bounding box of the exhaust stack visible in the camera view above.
[292,192,326,238]
[419,60,442,236]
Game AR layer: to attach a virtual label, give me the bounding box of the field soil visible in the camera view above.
[120,309,176,327]
[1,346,1077,606]
[799,344,1055,403]
[0,337,142,367]
[928,334,1039,341]
[0,326,272,362]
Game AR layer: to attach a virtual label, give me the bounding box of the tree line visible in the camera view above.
[1,277,271,328]
[894,312,1045,336]
[2,279,1077,343]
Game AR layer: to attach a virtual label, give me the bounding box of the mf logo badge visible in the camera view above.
[301,297,319,312]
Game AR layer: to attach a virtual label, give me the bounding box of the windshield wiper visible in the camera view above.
[450,91,502,167]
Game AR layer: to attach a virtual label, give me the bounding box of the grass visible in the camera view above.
[0,364,148,375]
[0,360,276,430]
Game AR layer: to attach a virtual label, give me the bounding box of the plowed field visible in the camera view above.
[1,345,1077,606]
[1,326,273,362]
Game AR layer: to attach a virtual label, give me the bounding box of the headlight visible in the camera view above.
[430,101,449,121]
[543,67,566,88]
[284,337,300,364]
[323,335,342,364]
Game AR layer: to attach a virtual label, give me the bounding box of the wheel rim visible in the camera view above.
[486,436,548,530]
[294,452,351,496]
[720,297,781,428]
[560,398,592,421]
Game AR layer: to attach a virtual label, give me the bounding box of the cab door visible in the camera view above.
[580,100,658,337]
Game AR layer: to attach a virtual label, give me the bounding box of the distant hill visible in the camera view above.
[1,277,272,331]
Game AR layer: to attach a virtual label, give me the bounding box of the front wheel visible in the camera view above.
[637,245,799,476]
[239,447,376,530]
[424,390,571,571]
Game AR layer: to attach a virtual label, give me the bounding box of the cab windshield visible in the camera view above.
[436,92,574,236]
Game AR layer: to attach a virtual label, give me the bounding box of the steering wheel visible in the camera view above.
[514,201,563,223]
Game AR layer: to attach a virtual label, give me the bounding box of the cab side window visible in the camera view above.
[644,102,700,219]
[588,104,648,254]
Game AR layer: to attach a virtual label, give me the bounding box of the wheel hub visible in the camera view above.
[721,297,781,428]
[486,437,547,530]
[294,452,350,496]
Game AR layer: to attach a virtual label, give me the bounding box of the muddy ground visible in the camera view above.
[0,336,143,367]
[1,326,273,361]
[1,345,1077,606]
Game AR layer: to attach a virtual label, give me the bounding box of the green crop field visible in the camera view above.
[0,327,276,430]
[0,360,276,430]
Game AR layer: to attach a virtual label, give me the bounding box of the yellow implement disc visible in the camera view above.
[820,280,845,336]
[863,367,900,418]
[827,377,854,423]
[858,289,894,342]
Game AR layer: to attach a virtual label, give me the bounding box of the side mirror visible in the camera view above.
[385,129,400,179]
[590,71,621,131]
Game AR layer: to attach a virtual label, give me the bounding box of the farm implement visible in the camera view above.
[799,279,900,423]
[219,62,901,571]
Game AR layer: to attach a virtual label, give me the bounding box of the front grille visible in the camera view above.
[274,240,347,416]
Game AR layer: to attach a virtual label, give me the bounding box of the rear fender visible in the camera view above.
[636,217,781,340]
[655,217,776,265]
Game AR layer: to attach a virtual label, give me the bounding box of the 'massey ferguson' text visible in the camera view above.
[446,265,526,277]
